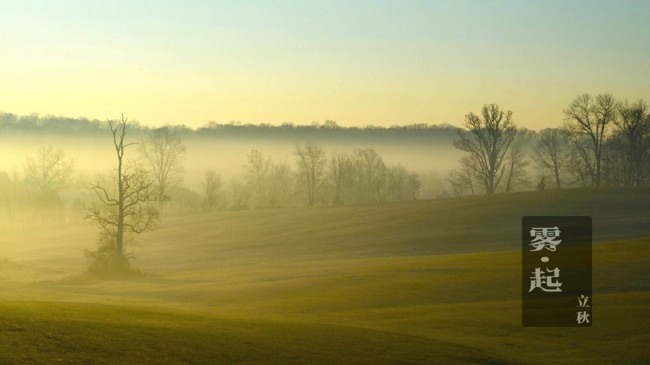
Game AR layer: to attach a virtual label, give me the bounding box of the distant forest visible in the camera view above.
[0,111,463,232]
[0,112,459,143]
[3,93,648,232]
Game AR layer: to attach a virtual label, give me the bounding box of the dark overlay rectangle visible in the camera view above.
[522,216,592,327]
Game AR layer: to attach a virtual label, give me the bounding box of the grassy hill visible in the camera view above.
[1,187,649,364]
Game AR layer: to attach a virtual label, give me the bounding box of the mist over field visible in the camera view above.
[2,1,650,363]
[0,117,465,224]
[0,113,648,364]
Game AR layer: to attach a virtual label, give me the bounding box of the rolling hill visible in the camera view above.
[1,187,649,364]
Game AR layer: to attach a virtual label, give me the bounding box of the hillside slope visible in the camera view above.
[135,186,650,270]
[0,187,649,364]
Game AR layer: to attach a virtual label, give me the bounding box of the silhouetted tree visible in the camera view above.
[141,126,186,213]
[453,104,517,194]
[85,115,158,274]
[565,145,592,188]
[613,99,650,185]
[564,93,617,187]
[295,143,327,206]
[602,133,627,186]
[533,128,571,189]
[503,141,529,192]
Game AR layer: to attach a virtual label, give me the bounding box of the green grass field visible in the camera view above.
[1,187,649,364]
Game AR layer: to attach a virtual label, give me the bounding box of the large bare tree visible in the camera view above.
[453,104,517,194]
[85,116,159,273]
[564,93,617,187]
[295,143,327,206]
[141,126,186,212]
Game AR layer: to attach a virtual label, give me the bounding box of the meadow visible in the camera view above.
[1,187,649,364]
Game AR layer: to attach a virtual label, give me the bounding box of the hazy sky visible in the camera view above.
[1,1,649,129]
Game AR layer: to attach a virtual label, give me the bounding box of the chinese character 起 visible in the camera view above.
[529,267,563,292]
[576,311,590,324]
[529,226,562,251]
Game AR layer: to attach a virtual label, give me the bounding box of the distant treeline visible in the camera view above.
[0,112,458,143]
[0,113,455,230]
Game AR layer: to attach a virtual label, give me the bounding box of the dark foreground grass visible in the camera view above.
[0,301,523,365]
[0,293,647,364]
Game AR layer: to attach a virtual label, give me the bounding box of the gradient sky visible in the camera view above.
[1,0,649,129]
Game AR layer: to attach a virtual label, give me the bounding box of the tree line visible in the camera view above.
[2,93,648,274]
[0,116,422,274]
[0,111,456,143]
[449,93,650,195]
[201,146,420,211]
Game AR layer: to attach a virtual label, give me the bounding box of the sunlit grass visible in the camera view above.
[1,187,649,363]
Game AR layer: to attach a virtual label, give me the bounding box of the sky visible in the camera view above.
[1,0,649,129]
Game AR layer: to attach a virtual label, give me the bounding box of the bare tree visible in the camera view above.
[406,172,421,200]
[533,128,571,189]
[85,116,159,273]
[243,150,271,208]
[565,145,592,188]
[503,141,529,192]
[267,160,293,208]
[24,145,74,192]
[328,152,351,205]
[386,165,409,201]
[202,170,224,212]
[141,126,186,213]
[295,143,327,206]
[351,148,386,203]
[564,93,617,187]
[614,99,650,185]
[453,104,517,194]
[602,133,627,186]
[229,177,250,210]
[386,166,420,201]
[448,158,476,196]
